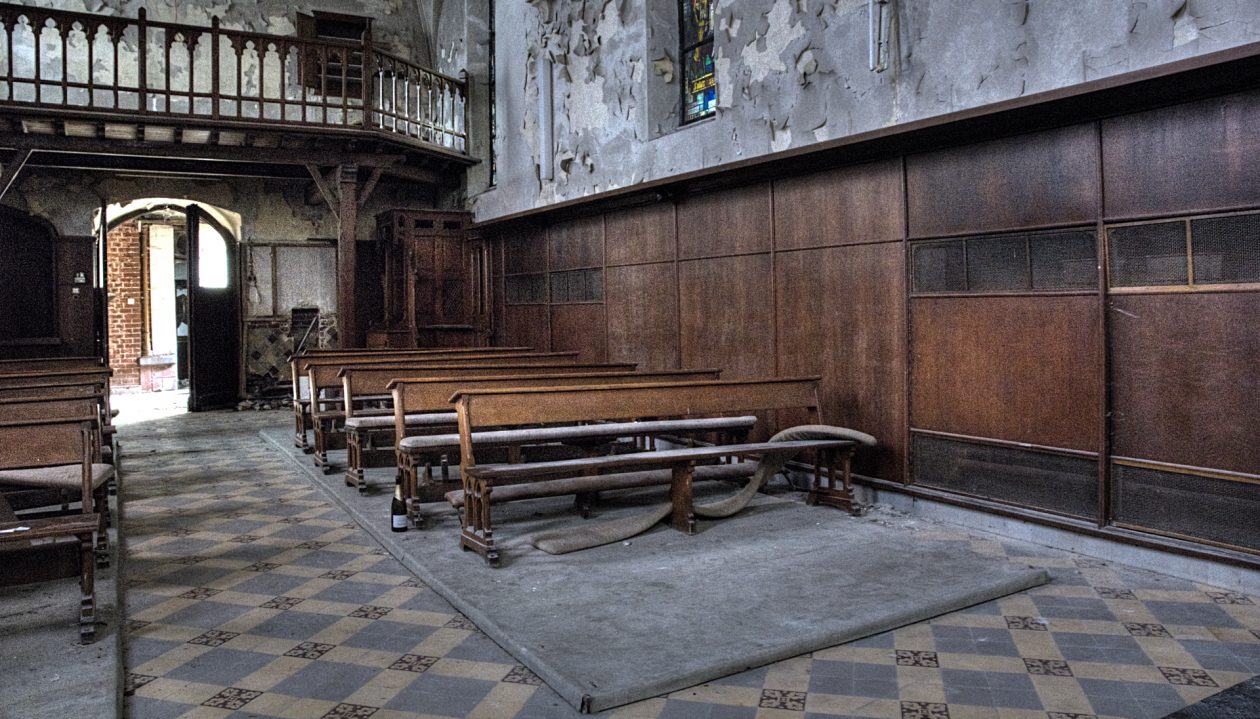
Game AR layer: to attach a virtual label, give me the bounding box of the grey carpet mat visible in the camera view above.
[262,427,1049,713]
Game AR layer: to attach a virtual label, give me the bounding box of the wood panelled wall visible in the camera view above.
[486,86,1260,561]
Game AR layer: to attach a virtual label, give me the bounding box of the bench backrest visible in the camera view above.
[306,352,583,396]
[451,377,823,467]
[0,383,103,401]
[0,396,104,423]
[0,357,103,372]
[293,350,575,401]
[0,417,94,470]
[291,347,530,401]
[0,368,113,389]
[389,369,724,437]
[346,362,640,416]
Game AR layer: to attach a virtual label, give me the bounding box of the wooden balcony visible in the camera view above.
[0,3,473,181]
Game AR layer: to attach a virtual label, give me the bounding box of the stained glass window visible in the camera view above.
[679,0,715,123]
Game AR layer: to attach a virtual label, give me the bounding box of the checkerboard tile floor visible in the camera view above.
[117,409,1260,719]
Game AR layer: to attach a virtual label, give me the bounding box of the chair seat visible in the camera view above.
[0,463,115,491]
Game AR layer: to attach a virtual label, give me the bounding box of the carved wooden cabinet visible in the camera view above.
[374,209,489,348]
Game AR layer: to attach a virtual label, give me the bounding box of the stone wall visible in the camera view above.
[466,0,1260,221]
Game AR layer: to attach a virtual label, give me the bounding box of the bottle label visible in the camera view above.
[392,514,408,530]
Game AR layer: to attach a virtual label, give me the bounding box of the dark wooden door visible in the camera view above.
[186,205,240,411]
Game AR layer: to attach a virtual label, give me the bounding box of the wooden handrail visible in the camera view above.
[0,2,467,155]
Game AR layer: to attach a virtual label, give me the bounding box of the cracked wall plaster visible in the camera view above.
[463,0,1260,222]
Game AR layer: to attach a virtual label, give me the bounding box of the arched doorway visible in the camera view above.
[99,199,242,411]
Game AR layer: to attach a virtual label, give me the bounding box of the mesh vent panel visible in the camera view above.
[1031,230,1097,289]
[1191,214,1260,284]
[505,273,546,304]
[549,269,603,303]
[1108,221,1188,287]
[966,236,1028,291]
[911,240,966,293]
[1112,463,1260,552]
[913,434,1098,519]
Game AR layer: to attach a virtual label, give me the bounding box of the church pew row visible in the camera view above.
[341,363,659,488]
[0,367,117,466]
[377,369,729,513]
[0,413,114,641]
[449,378,863,565]
[304,352,584,471]
[289,347,534,451]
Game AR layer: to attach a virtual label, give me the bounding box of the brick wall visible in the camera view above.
[106,220,143,386]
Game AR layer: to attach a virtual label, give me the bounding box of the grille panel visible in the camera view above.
[505,273,546,304]
[1031,230,1097,289]
[966,235,1027,291]
[1191,214,1260,284]
[913,434,1098,519]
[911,240,966,293]
[1112,463,1260,552]
[1108,221,1188,287]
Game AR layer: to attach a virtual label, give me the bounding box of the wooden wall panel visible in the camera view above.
[501,304,549,350]
[1103,90,1260,220]
[774,159,904,250]
[676,183,771,259]
[55,237,96,356]
[907,124,1099,238]
[678,254,774,378]
[776,243,906,481]
[1109,293,1260,475]
[606,202,675,266]
[550,304,607,363]
[911,295,1101,451]
[502,225,548,274]
[548,215,604,270]
[605,262,679,370]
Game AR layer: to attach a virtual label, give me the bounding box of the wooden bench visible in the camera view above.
[0,369,117,465]
[0,356,104,372]
[450,378,861,564]
[305,352,582,470]
[378,369,727,507]
[0,415,115,640]
[289,346,532,451]
[339,362,640,487]
[0,511,101,642]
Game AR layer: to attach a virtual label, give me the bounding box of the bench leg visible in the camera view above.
[807,448,858,514]
[669,464,696,534]
[345,429,366,491]
[459,478,499,565]
[94,490,110,568]
[294,404,311,452]
[573,491,599,518]
[313,419,332,473]
[79,532,96,643]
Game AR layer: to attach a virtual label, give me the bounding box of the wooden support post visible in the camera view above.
[337,164,360,347]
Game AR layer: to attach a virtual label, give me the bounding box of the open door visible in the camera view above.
[187,205,240,411]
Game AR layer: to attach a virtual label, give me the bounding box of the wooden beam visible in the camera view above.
[380,164,444,186]
[357,166,382,210]
[306,163,340,223]
[336,164,360,348]
[0,147,31,201]
[0,133,406,168]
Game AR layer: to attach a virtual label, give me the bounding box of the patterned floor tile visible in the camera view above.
[114,405,1260,719]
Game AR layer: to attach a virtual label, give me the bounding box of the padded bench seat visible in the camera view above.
[0,463,115,491]
[345,412,458,431]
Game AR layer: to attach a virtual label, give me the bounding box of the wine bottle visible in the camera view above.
[391,483,408,532]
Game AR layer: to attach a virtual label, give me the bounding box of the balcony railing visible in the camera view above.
[0,3,467,153]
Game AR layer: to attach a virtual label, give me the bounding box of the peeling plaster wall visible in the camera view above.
[465,0,1260,221]
[24,0,428,62]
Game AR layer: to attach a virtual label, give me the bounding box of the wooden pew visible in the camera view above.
[340,362,638,488]
[450,378,861,565]
[305,352,582,470]
[289,347,532,451]
[364,368,722,499]
[0,369,117,464]
[0,415,114,640]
